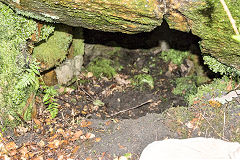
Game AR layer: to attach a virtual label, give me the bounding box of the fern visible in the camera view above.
[13,60,40,104]
[42,86,59,118]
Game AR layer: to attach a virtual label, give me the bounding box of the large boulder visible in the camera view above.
[1,0,240,70]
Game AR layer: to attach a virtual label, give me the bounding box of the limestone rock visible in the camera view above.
[55,54,83,85]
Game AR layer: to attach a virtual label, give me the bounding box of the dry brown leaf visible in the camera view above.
[85,133,95,139]
[19,146,28,156]
[58,87,65,93]
[95,137,101,142]
[115,75,131,85]
[48,139,60,149]
[87,72,93,78]
[38,140,45,147]
[32,156,44,160]
[56,128,65,134]
[58,155,64,160]
[72,145,80,154]
[8,115,15,121]
[5,142,17,150]
[8,149,17,156]
[118,144,126,149]
[73,130,83,139]
[226,80,232,91]
[33,118,41,127]
[80,120,92,127]
[105,120,111,126]
[49,134,58,141]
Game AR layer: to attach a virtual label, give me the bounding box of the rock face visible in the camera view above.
[1,0,164,34]
[1,0,240,70]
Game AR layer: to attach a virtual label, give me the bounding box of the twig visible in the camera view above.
[219,0,239,35]
[223,111,226,138]
[78,86,94,101]
[201,114,229,141]
[110,99,153,117]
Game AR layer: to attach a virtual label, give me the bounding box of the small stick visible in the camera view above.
[78,86,95,101]
[219,0,239,35]
[110,99,153,117]
[201,114,228,141]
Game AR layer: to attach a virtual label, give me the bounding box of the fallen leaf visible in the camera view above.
[8,115,15,121]
[226,80,232,91]
[105,120,111,126]
[49,134,58,141]
[115,75,131,85]
[58,155,64,160]
[85,133,95,139]
[72,130,83,140]
[87,72,93,78]
[95,137,101,142]
[19,146,28,156]
[33,118,41,127]
[48,139,61,149]
[32,156,44,160]
[58,87,65,93]
[209,100,221,108]
[72,145,80,154]
[118,144,126,149]
[85,158,92,160]
[56,128,65,134]
[38,140,45,147]
[80,120,92,127]
[5,142,17,150]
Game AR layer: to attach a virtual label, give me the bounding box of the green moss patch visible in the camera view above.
[181,0,240,70]
[160,49,189,65]
[188,76,233,105]
[87,58,117,79]
[132,74,154,90]
[172,76,198,100]
[33,25,72,69]
[0,2,39,128]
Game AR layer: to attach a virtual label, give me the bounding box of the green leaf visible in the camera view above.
[93,99,104,106]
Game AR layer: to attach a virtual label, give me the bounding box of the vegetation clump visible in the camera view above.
[188,76,233,105]
[203,56,240,76]
[87,57,117,79]
[0,2,55,128]
[33,25,72,69]
[132,74,154,90]
[160,49,189,65]
[172,76,198,100]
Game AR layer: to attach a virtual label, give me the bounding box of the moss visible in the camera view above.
[72,27,84,57]
[203,55,240,76]
[16,0,162,33]
[33,25,72,69]
[188,76,233,105]
[160,49,189,65]
[0,2,39,127]
[132,74,154,90]
[38,24,55,42]
[87,57,117,79]
[181,0,240,70]
[172,76,198,100]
